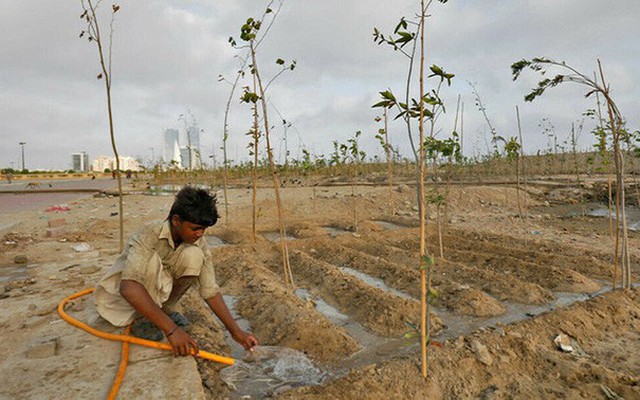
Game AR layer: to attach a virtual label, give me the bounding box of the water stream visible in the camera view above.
[205,235,227,248]
[540,202,640,231]
[0,264,29,284]
[323,226,350,237]
[220,296,327,398]
[217,261,633,398]
[337,266,414,300]
[587,207,640,231]
[262,232,297,242]
[374,220,405,231]
[146,184,212,196]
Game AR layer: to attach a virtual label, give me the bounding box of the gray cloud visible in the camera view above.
[1,0,638,170]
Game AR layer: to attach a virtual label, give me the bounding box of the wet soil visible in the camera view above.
[1,177,639,399]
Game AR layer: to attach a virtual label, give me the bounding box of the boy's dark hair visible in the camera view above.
[168,186,219,227]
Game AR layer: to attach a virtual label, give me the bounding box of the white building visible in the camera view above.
[72,152,89,172]
[91,155,142,172]
[92,155,112,172]
[117,156,141,171]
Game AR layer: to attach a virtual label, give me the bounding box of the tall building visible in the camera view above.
[163,129,182,167]
[186,124,202,169]
[72,152,89,172]
[179,147,190,169]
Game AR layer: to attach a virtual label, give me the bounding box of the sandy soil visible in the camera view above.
[1,176,639,399]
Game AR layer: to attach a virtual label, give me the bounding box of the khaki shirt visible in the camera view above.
[94,220,219,326]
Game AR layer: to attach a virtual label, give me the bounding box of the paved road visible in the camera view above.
[0,178,120,214]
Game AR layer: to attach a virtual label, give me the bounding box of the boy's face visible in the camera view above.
[171,215,207,244]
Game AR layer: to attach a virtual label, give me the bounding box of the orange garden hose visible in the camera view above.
[107,325,130,400]
[58,288,235,399]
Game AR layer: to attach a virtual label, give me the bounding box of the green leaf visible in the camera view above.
[403,331,419,339]
[372,100,392,108]
[420,254,434,270]
[380,90,396,101]
[429,64,444,76]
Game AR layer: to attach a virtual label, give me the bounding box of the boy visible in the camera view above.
[94,186,258,356]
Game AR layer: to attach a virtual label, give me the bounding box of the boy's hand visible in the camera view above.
[167,327,199,357]
[232,330,259,352]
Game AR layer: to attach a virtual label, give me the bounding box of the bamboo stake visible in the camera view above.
[251,41,295,289]
[598,60,630,289]
[418,0,429,379]
[251,73,259,243]
[515,105,524,220]
[384,108,395,215]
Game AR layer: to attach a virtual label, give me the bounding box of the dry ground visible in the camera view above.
[1,176,639,399]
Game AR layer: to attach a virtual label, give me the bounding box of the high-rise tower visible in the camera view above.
[163,129,182,168]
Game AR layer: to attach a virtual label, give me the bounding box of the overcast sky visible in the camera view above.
[1,0,638,171]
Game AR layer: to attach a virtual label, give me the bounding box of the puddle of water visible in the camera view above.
[205,236,227,248]
[263,231,296,242]
[374,220,405,231]
[147,184,182,196]
[220,346,327,398]
[295,288,350,325]
[0,264,29,284]
[435,285,614,340]
[324,226,350,237]
[587,207,640,231]
[338,266,414,300]
[222,295,252,360]
[294,287,420,370]
[549,203,640,231]
[146,184,212,196]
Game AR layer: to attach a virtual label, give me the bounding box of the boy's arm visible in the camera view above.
[205,292,258,351]
[120,279,198,356]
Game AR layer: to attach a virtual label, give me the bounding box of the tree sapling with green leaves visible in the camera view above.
[232,2,296,288]
[512,57,632,290]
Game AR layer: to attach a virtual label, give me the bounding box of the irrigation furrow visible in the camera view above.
[370,228,602,294]
[440,229,614,279]
[288,249,444,337]
[334,233,554,305]
[212,248,360,364]
[294,238,507,317]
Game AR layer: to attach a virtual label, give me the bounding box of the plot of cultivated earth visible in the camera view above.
[1,175,638,399]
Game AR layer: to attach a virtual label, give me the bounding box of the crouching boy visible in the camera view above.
[94,186,258,356]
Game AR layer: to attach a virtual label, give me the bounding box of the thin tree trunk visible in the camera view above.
[251,42,294,289]
[384,108,394,215]
[515,105,524,220]
[437,206,443,258]
[87,0,123,252]
[251,74,259,243]
[221,56,247,226]
[352,163,358,232]
[418,0,429,379]
[599,61,630,289]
